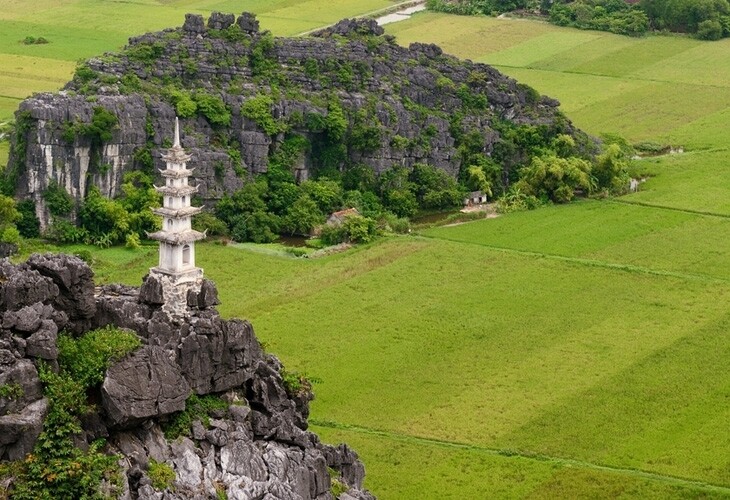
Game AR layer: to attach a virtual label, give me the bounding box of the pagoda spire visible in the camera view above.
[173,116,181,148]
[147,118,206,315]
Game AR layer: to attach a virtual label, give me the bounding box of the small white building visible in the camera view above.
[147,118,206,315]
[463,191,488,207]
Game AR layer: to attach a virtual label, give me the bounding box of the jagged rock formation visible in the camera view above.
[7,12,584,228]
[0,254,372,499]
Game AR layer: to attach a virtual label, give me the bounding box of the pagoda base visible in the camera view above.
[148,267,203,318]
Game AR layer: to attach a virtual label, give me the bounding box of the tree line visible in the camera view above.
[427,0,730,39]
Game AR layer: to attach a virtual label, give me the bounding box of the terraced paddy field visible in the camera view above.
[5,4,730,499]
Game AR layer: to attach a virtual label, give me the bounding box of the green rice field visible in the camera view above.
[4,3,730,499]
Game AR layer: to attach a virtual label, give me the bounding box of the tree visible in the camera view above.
[281,195,323,236]
[300,178,343,214]
[515,154,593,203]
[465,165,493,197]
[78,186,130,246]
[593,143,630,193]
[409,163,463,209]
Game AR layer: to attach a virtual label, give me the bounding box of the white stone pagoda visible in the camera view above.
[147,118,206,314]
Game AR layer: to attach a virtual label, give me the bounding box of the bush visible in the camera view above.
[281,195,323,236]
[148,460,176,491]
[45,219,88,244]
[8,327,139,499]
[163,394,229,440]
[165,87,197,118]
[593,143,630,193]
[241,94,286,135]
[696,19,723,39]
[380,213,411,234]
[125,232,141,249]
[495,186,543,213]
[16,199,40,238]
[43,180,74,217]
[194,91,231,127]
[1,226,21,244]
[320,214,377,245]
[57,326,141,389]
[230,211,280,243]
[80,106,118,145]
[193,212,229,237]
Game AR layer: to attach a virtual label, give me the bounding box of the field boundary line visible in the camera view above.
[491,63,730,90]
[311,419,730,495]
[608,199,730,219]
[416,234,729,283]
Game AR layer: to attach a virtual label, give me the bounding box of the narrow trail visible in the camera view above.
[295,0,425,36]
[311,420,730,495]
[417,233,730,284]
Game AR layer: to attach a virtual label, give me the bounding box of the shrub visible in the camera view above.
[80,106,118,145]
[193,212,229,237]
[163,394,229,440]
[230,211,280,243]
[43,180,74,217]
[515,154,593,203]
[241,94,286,135]
[1,226,21,245]
[148,460,175,491]
[0,383,23,399]
[495,186,543,213]
[125,232,141,249]
[8,327,138,499]
[57,326,141,389]
[696,19,723,39]
[592,143,630,193]
[194,91,231,127]
[380,213,411,234]
[320,214,377,245]
[45,219,88,244]
[165,87,197,118]
[282,195,323,236]
[22,36,49,45]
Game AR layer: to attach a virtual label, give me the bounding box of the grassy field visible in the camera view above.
[5,4,730,499]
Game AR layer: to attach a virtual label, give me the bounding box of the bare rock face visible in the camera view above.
[102,345,191,427]
[0,398,48,461]
[27,253,96,331]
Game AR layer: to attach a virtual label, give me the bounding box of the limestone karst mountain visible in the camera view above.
[6,12,590,228]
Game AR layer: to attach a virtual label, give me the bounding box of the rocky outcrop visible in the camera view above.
[7,12,586,229]
[0,253,373,499]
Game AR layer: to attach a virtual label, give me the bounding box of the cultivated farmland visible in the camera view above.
[4,3,730,499]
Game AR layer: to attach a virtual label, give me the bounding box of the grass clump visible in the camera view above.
[328,467,348,497]
[162,394,229,440]
[148,459,175,491]
[0,382,23,400]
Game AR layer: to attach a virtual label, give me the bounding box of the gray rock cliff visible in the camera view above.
[0,254,373,499]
